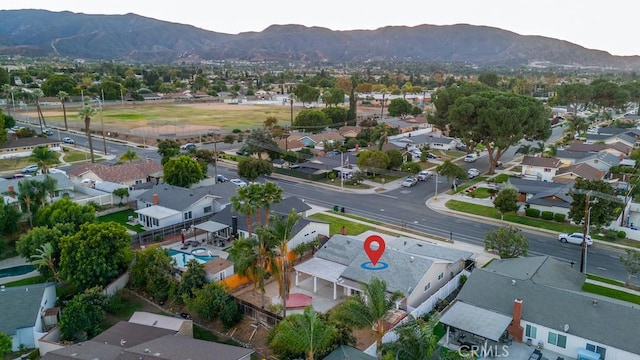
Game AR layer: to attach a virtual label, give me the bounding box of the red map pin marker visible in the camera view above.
[364,235,386,266]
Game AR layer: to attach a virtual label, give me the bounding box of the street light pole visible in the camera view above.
[341,151,344,189]
[290,97,294,129]
[580,192,591,274]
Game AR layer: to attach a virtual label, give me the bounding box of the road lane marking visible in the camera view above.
[597,267,607,271]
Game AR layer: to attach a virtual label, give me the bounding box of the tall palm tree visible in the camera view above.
[57,91,69,130]
[515,144,532,156]
[270,209,302,317]
[31,242,62,283]
[231,186,257,237]
[31,89,47,133]
[544,143,558,157]
[120,148,140,163]
[39,175,58,204]
[30,146,60,174]
[269,306,337,360]
[2,84,12,116]
[330,277,404,360]
[533,141,546,156]
[261,181,284,226]
[381,313,459,360]
[79,104,96,163]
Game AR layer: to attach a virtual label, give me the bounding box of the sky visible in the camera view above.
[4,1,639,56]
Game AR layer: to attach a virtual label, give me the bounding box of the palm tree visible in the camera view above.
[2,84,11,116]
[79,104,96,163]
[544,143,558,157]
[39,175,58,204]
[31,89,47,133]
[57,91,69,130]
[30,146,60,174]
[269,306,337,360]
[381,314,442,360]
[31,242,62,283]
[270,209,302,317]
[120,148,140,163]
[231,186,257,237]
[261,181,284,226]
[533,141,546,156]
[515,144,532,156]
[330,277,404,360]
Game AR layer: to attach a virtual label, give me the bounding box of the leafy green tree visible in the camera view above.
[1,84,11,117]
[330,277,403,360]
[619,249,640,286]
[322,106,349,126]
[130,246,175,303]
[163,155,204,188]
[113,187,130,206]
[387,98,413,117]
[493,187,519,221]
[0,198,20,236]
[11,178,48,226]
[30,146,60,174]
[385,149,403,169]
[622,82,640,115]
[591,79,629,112]
[0,332,11,358]
[322,88,346,107]
[429,82,491,132]
[357,150,390,177]
[240,129,279,159]
[40,74,76,97]
[478,72,499,88]
[237,157,273,182]
[193,149,215,174]
[31,242,62,282]
[79,104,96,163]
[382,314,448,360]
[484,225,529,259]
[294,109,331,133]
[59,287,107,341]
[59,222,133,292]
[568,178,619,227]
[553,83,593,113]
[178,259,207,299]
[35,197,96,230]
[157,139,181,164]
[436,160,467,188]
[293,83,321,105]
[269,306,337,360]
[400,162,421,174]
[16,226,63,264]
[185,282,242,328]
[119,148,140,163]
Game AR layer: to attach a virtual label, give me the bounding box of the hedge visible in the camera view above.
[525,208,540,218]
[554,213,566,222]
[541,211,554,220]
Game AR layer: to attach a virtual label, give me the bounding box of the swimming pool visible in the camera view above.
[167,249,217,268]
[0,264,37,278]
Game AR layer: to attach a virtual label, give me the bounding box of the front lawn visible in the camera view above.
[98,208,144,233]
[582,283,640,305]
[310,213,373,235]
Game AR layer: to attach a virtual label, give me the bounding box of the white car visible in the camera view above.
[464,154,477,163]
[417,170,432,181]
[401,177,418,187]
[230,179,247,187]
[467,168,480,179]
[558,232,593,246]
[62,137,75,144]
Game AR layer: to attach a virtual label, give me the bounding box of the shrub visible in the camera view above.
[604,230,618,242]
[617,230,627,239]
[525,208,540,218]
[541,211,554,220]
[554,213,566,222]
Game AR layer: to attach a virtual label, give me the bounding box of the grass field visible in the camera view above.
[309,213,373,235]
[98,208,144,233]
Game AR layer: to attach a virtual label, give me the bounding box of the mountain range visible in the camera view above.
[1,9,639,70]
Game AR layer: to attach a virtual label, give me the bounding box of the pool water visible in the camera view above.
[0,264,37,278]
[167,249,217,268]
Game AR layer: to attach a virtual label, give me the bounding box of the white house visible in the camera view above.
[441,256,640,360]
[203,258,235,282]
[0,283,57,352]
[520,156,563,182]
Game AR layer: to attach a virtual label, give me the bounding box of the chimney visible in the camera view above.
[507,299,524,342]
[231,216,238,238]
[152,194,159,205]
[7,185,14,198]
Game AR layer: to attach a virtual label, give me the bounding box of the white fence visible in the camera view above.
[364,270,470,356]
[103,271,130,297]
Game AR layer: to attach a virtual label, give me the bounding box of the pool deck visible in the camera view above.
[161,239,231,260]
[0,256,40,285]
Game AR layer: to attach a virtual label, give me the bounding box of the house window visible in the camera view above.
[135,179,143,185]
[152,218,159,227]
[586,344,606,359]
[437,272,444,281]
[525,324,537,339]
[204,206,212,214]
[547,332,567,348]
[184,211,192,220]
[219,270,226,281]
[423,283,430,292]
[544,168,551,172]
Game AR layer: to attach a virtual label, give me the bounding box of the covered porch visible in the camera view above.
[194,220,232,248]
[294,257,360,301]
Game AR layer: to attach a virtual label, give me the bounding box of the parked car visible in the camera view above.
[495,160,503,168]
[230,179,248,187]
[180,143,197,151]
[427,153,438,159]
[42,129,54,136]
[558,232,593,246]
[464,154,477,163]
[467,168,480,179]
[456,144,467,151]
[62,137,75,144]
[401,177,418,187]
[417,170,432,181]
[216,175,229,183]
[21,165,39,174]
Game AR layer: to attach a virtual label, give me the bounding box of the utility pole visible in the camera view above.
[100,89,107,155]
[580,192,590,274]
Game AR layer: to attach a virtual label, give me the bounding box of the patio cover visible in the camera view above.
[195,221,229,233]
[440,301,512,342]
[294,257,346,282]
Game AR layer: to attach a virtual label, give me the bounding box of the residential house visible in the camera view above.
[526,183,575,216]
[294,233,472,310]
[69,159,162,187]
[520,156,562,182]
[0,283,57,352]
[0,137,62,159]
[440,256,640,360]
[203,257,235,282]
[565,142,632,157]
[134,184,227,229]
[0,173,75,208]
[338,125,362,139]
[390,134,456,151]
[585,127,640,148]
[379,116,430,133]
[554,163,605,183]
[42,314,253,359]
[555,149,596,166]
[323,345,375,360]
[580,151,621,174]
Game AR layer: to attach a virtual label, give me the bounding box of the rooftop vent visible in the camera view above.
[592,299,598,307]
[511,280,516,285]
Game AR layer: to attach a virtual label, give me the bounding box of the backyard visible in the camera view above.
[97,208,144,233]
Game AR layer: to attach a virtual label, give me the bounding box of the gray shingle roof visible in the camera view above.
[137,184,222,212]
[0,173,74,194]
[457,256,640,354]
[323,345,375,360]
[120,334,253,360]
[210,196,312,232]
[0,283,54,336]
[502,177,569,195]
